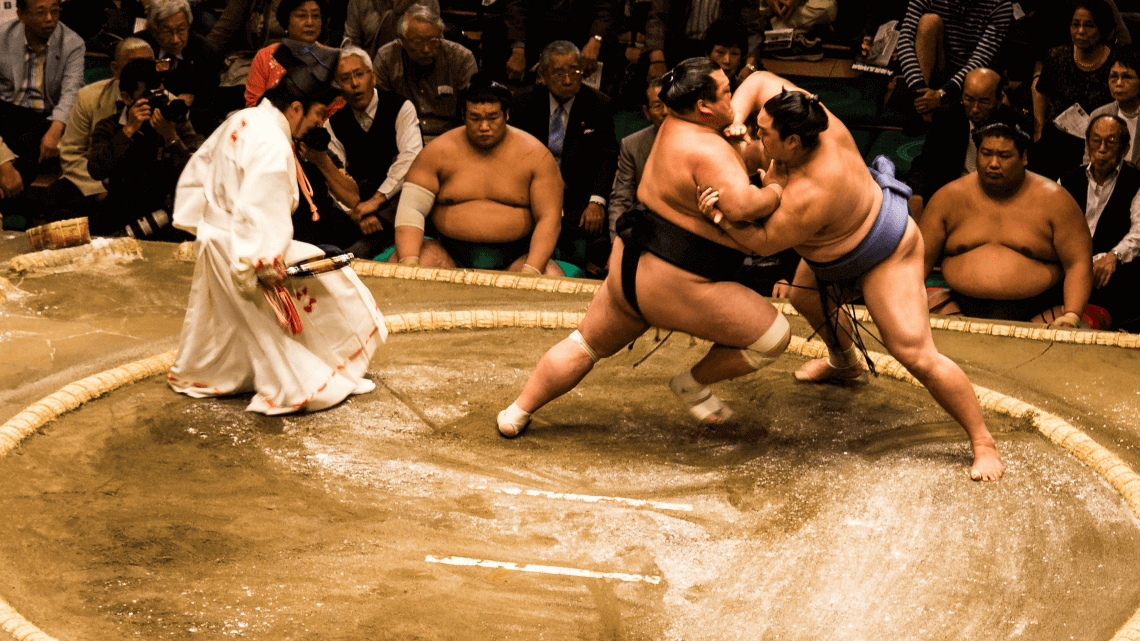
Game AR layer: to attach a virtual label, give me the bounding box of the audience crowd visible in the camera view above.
[0,0,1138,331]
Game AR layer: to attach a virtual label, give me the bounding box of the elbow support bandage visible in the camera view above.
[394,182,436,230]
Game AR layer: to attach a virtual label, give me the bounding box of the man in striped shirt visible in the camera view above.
[896,0,1014,122]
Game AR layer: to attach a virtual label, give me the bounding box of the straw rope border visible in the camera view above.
[351,260,1140,349]
[5,238,143,275]
[2,310,1139,640]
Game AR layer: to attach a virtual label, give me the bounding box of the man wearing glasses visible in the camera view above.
[513,40,618,273]
[373,3,477,143]
[134,0,224,135]
[0,0,84,195]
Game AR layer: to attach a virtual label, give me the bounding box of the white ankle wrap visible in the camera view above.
[569,329,599,363]
[741,312,790,369]
[827,344,860,369]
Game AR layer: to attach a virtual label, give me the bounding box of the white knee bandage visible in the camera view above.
[569,329,600,363]
[394,182,436,231]
[741,312,790,370]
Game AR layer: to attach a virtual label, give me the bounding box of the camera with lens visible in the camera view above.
[300,126,330,152]
[144,88,190,123]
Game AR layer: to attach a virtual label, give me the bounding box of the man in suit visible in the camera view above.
[906,67,1020,221]
[608,78,665,240]
[0,0,84,185]
[1059,115,1140,331]
[513,40,618,272]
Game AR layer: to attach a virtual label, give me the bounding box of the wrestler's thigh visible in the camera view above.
[636,254,780,348]
[860,227,937,355]
[576,277,652,357]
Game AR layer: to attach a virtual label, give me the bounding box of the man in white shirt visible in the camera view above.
[1059,114,1140,331]
[298,46,422,258]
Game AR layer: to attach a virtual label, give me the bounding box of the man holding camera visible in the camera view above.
[87,57,201,239]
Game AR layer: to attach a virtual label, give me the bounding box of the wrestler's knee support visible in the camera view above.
[741,312,791,370]
[569,329,600,364]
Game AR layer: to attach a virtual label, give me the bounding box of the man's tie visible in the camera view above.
[549,102,565,165]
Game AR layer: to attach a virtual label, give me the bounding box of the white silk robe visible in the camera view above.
[167,100,387,414]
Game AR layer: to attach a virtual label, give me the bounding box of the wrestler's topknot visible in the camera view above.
[764,88,829,150]
[659,57,720,114]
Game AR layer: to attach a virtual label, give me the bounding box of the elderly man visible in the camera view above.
[134,0,223,135]
[921,122,1093,328]
[168,45,386,415]
[343,0,439,59]
[373,4,477,142]
[906,67,1022,220]
[391,82,563,275]
[1059,115,1140,331]
[698,70,1004,480]
[608,78,665,240]
[513,40,618,271]
[0,0,84,185]
[297,46,422,258]
[497,58,791,439]
[897,0,1014,123]
[501,0,620,82]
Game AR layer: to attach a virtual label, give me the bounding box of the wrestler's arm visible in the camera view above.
[729,71,804,131]
[717,182,818,256]
[393,145,442,262]
[696,144,781,223]
[526,147,564,271]
[1051,191,1094,316]
[918,188,951,278]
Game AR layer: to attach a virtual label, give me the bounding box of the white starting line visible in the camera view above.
[425,556,662,584]
[469,485,693,512]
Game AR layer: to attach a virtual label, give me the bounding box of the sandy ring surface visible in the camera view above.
[2,308,1139,640]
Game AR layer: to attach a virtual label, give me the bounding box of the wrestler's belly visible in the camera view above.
[433,201,534,243]
[941,245,1063,299]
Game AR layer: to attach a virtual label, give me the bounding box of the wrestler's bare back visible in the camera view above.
[410,125,558,243]
[926,173,1072,299]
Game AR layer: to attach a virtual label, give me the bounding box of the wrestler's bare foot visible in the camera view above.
[969,440,1003,481]
[793,357,868,384]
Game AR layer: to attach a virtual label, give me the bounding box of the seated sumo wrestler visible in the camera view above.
[920,122,1094,326]
[390,82,565,275]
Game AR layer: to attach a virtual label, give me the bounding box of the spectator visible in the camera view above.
[87,57,201,239]
[0,137,22,200]
[373,4,477,143]
[896,0,1014,124]
[391,82,564,276]
[502,0,620,84]
[1059,115,1140,331]
[245,0,340,109]
[703,19,751,89]
[512,40,618,273]
[342,0,438,59]
[608,77,665,241]
[0,0,85,186]
[920,123,1093,326]
[644,0,763,80]
[135,0,224,136]
[297,46,422,258]
[51,37,155,225]
[1087,46,1140,166]
[207,0,282,54]
[1031,0,1118,179]
[906,67,1022,221]
[759,0,838,62]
